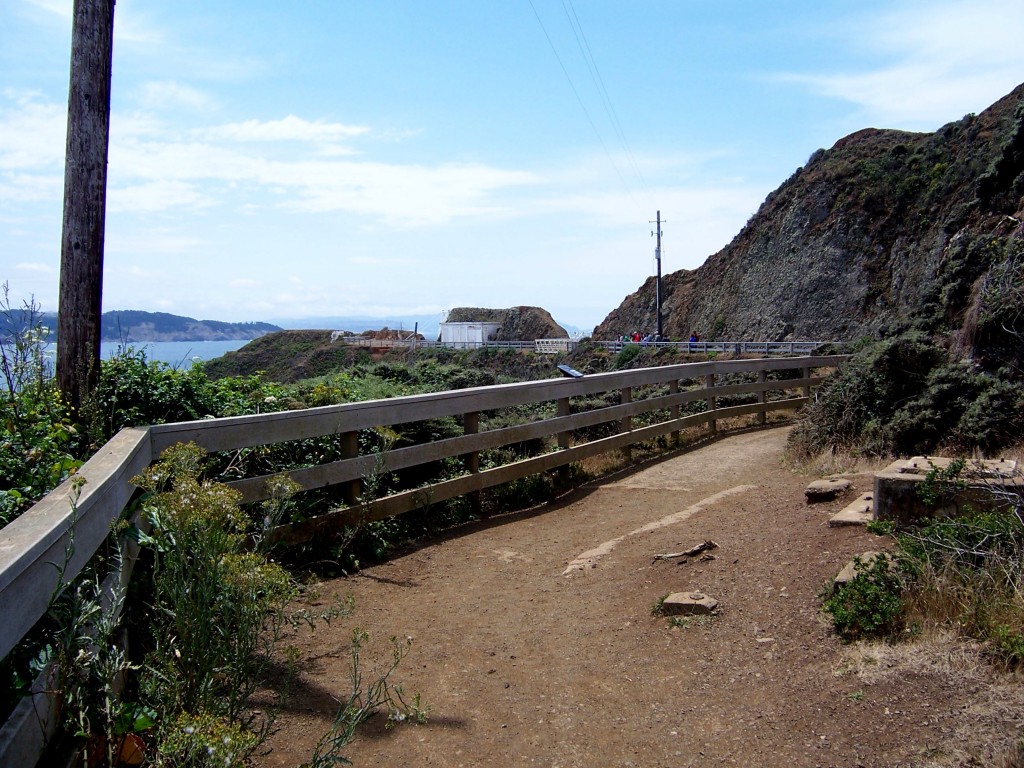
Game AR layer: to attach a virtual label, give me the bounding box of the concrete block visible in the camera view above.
[662,591,719,616]
[874,457,1023,526]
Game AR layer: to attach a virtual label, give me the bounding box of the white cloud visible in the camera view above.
[124,265,160,278]
[137,81,214,113]
[202,115,370,144]
[782,0,1024,127]
[111,0,167,45]
[107,179,217,213]
[25,0,70,21]
[275,160,539,224]
[25,0,160,44]
[0,172,63,204]
[14,262,57,274]
[101,126,541,224]
[106,230,204,256]
[0,92,66,170]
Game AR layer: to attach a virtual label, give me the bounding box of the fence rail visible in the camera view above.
[339,337,832,355]
[0,354,846,765]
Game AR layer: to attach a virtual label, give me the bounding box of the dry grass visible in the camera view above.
[835,630,1024,767]
[786,445,891,478]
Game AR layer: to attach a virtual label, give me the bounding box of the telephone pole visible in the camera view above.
[57,0,115,414]
[650,211,664,337]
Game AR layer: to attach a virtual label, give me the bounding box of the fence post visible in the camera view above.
[802,366,812,398]
[556,398,571,450]
[669,379,680,446]
[341,431,361,505]
[704,374,717,436]
[554,396,572,486]
[620,386,632,461]
[757,369,767,425]
[463,411,482,515]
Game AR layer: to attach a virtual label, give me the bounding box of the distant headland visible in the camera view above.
[37,310,282,342]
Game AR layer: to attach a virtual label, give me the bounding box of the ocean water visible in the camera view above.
[34,340,250,369]
[98,339,250,366]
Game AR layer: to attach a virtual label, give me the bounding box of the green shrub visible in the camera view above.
[788,332,1024,458]
[823,555,905,641]
[0,287,83,523]
[132,443,296,722]
[613,344,643,369]
[85,349,224,443]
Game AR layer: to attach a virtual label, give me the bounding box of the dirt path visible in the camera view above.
[258,427,1024,767]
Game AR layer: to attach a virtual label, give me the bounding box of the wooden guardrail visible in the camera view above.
[0,354,846,764]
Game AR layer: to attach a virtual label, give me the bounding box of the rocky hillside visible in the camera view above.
[596,83,1024,358]
[446,306,568,340]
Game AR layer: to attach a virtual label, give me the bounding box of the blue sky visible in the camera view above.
[2,0,1023,331]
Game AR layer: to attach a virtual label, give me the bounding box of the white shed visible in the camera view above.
[439,322,501,346]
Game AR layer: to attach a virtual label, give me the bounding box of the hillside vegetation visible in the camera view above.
[597,82,1024,365]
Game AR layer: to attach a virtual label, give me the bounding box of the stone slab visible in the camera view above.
[899,456,1017,478]
[662,591,719,616]
[804,478,853,502]
[828,492,875,527]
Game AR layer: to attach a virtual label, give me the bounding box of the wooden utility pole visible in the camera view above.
[651,211,664,337]
[57,0,115,414]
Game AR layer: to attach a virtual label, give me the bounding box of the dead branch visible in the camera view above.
[652,540,718,562]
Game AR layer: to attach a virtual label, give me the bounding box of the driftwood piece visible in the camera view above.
[652,540,719,562]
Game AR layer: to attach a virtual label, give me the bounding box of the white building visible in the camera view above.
[438,321,501,346]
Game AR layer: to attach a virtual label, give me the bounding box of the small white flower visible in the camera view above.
[264,396,278,404]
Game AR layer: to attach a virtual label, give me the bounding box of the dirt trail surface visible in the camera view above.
[259,427,1024,767]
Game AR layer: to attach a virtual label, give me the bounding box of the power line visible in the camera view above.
[560,0,650,196]
[526,0,639,205]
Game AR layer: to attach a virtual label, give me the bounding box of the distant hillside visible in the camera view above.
[37,310,281,342]
[204,330,367,382]
[596,82,1024,368]
[270,314,442,338]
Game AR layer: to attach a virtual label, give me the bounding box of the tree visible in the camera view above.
[57,0,115,414]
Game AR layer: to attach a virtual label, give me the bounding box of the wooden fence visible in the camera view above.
[0,354,846,765]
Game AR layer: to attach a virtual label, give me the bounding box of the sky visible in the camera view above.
[2,1,1023,332]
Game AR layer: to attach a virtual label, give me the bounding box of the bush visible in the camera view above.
[788,333,1024,458]
[85,349,224,443]
[613,344,643,369]
[823,555,905,641]
[132,443,296,723]
[853,456,1024,665]
[0,287,83,523]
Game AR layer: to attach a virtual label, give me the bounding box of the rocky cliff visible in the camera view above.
[446,306,569,341]
[596,83,1024,353]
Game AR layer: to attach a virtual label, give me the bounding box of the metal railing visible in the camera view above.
[339,337,833,355]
